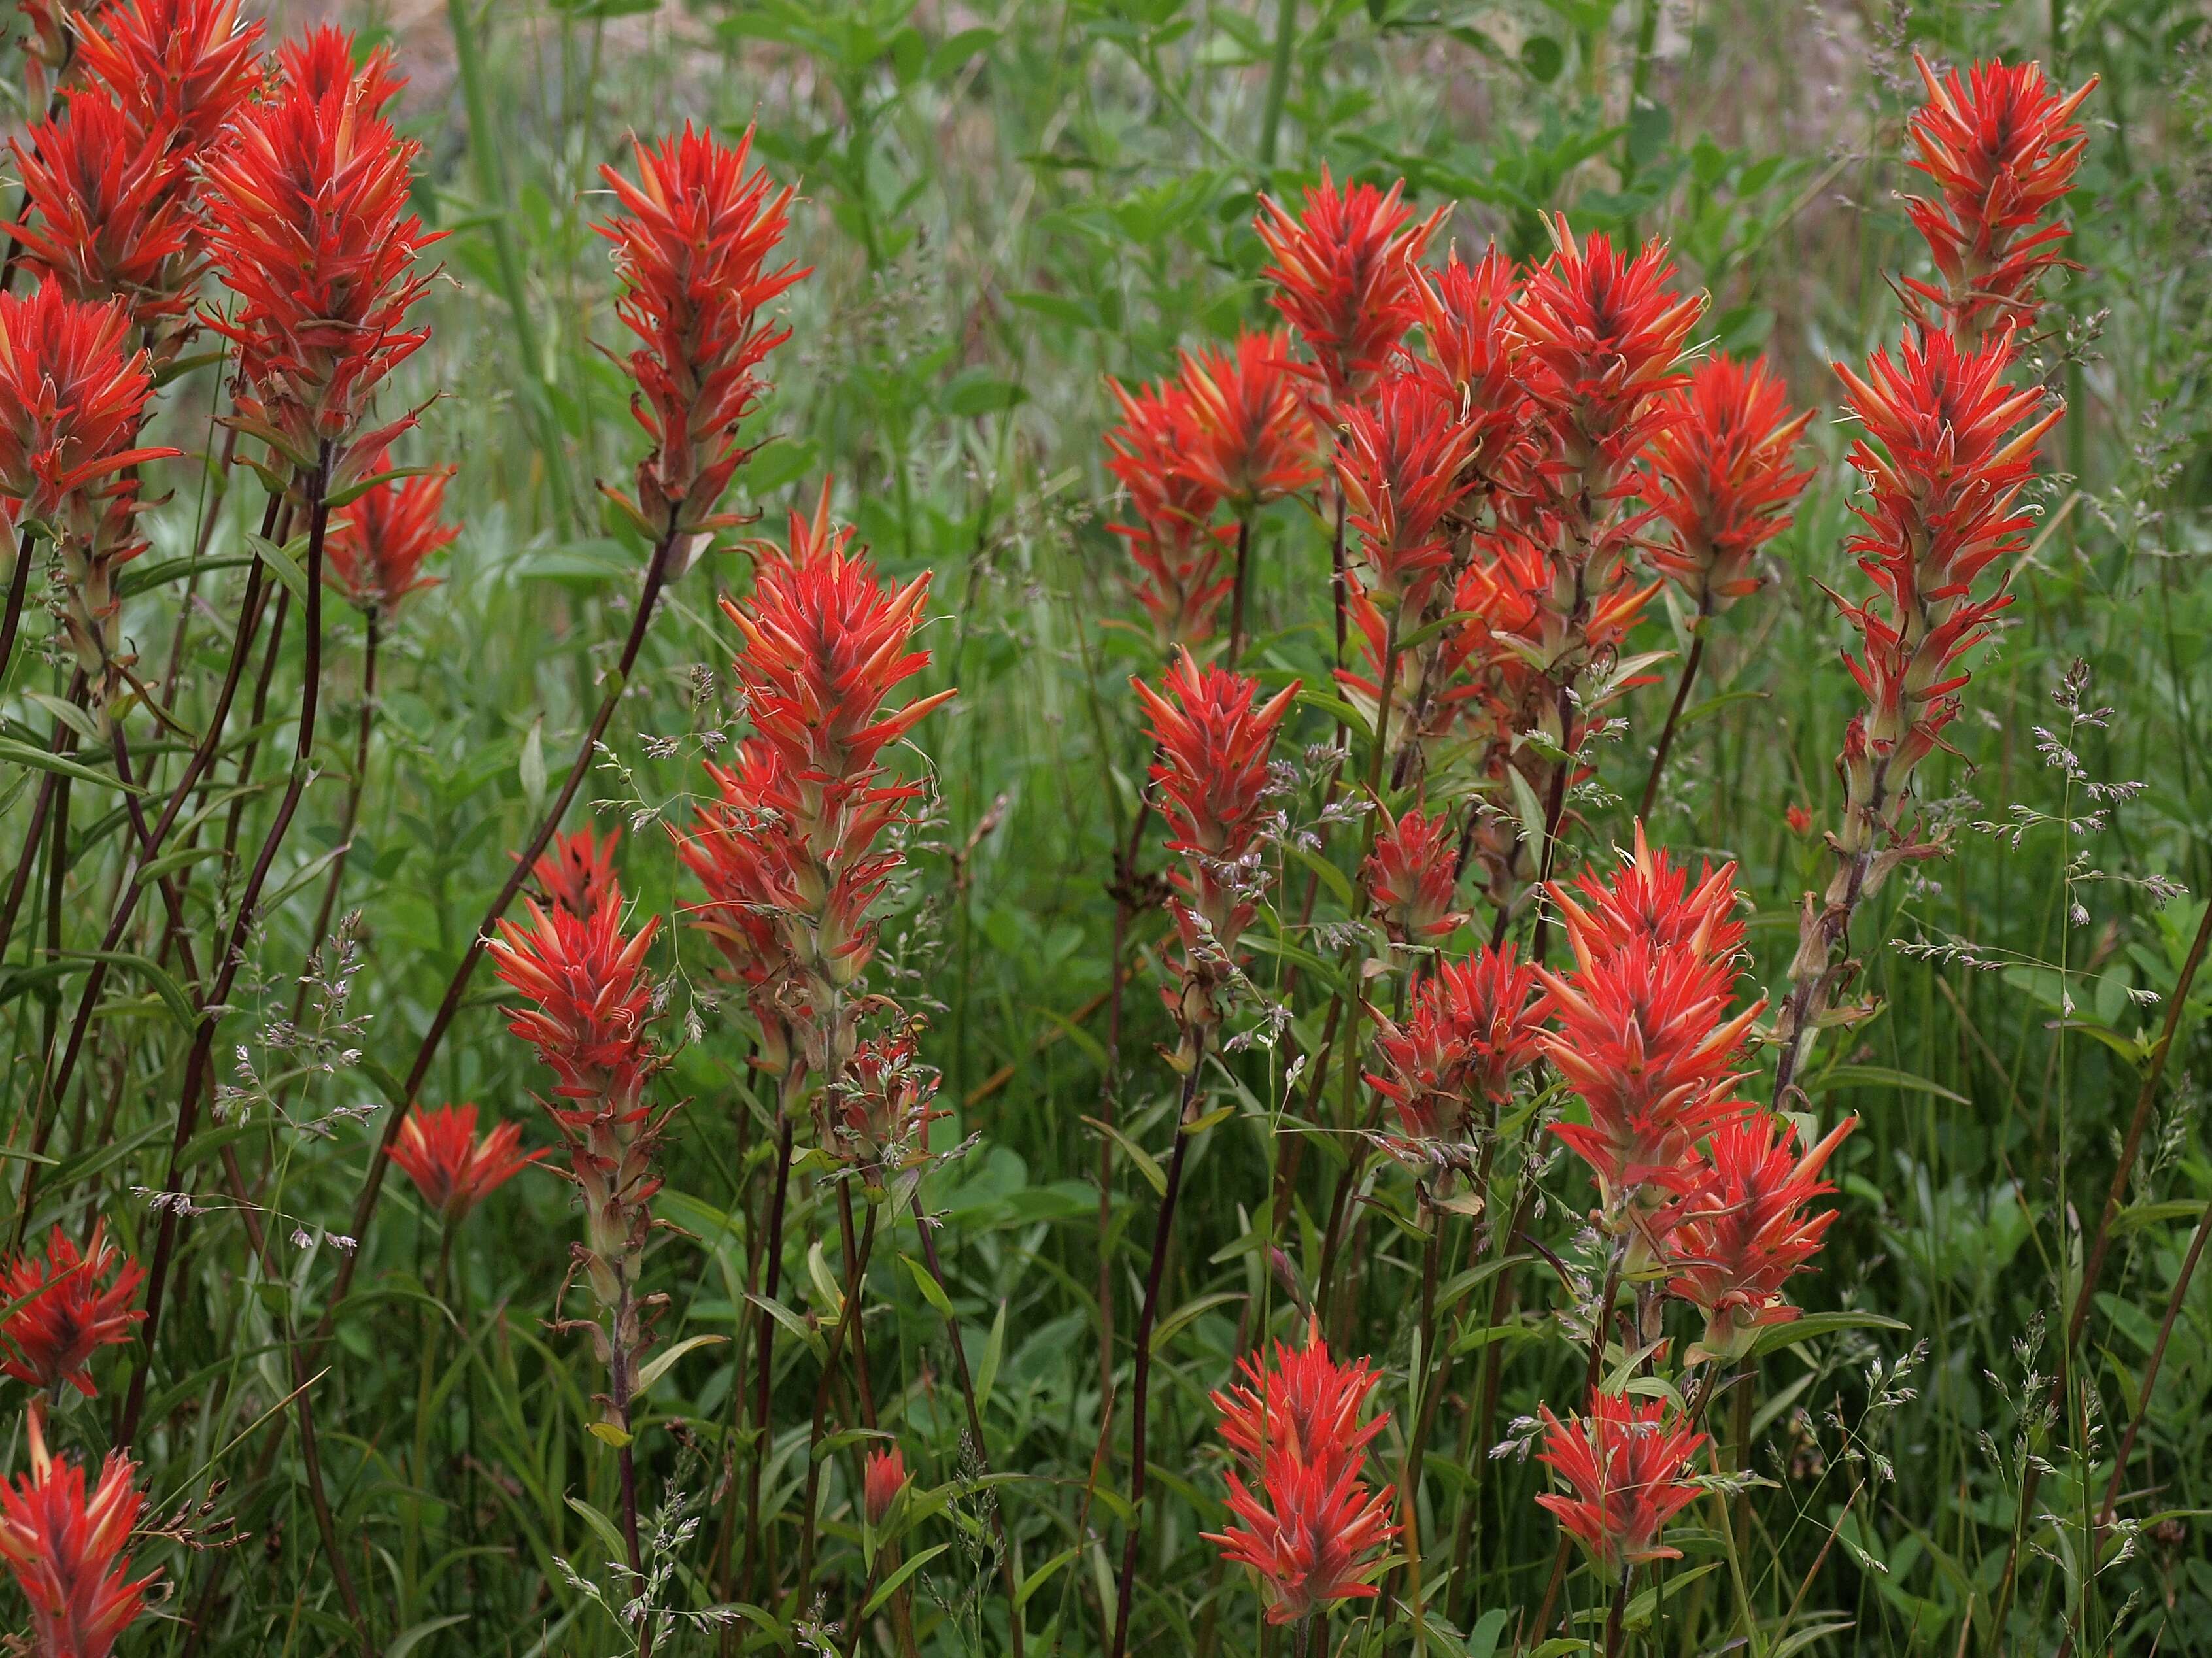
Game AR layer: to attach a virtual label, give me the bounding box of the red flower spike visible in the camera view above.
[279,24,406,116]
[1666,1113,1858,1361]
[1535,1389,1707,1572]
[201,69,444,472]
[0,280,173,527]
[1829,325,2060,832]
[863,1446,908,1527]
[323,447,455,615]
[1643,352,1814,615]
[1103,374,1233,649]
[488,894,662,1113]
[388,1102,543,1224]
[1367,945,1547,1140]
[10,90,200,343]
[71,0,266,158]
[0,1410,158,1658]
[1174,330,1323,513]
[530,825,624,921]
[1335,370,1480,608]
[1132,650,1297,1034]
[1204,1321,1398,1626]
[1903,54,2097,339]
[1365,802,1467,945]
[0,1223,145,1399]
[1414,245,1531,494]
[1509,218,1701,478]
[595,124,807,537]
[1539,837,1762,1217]
[1253,167,1444,405]
[828,1026,942,1169]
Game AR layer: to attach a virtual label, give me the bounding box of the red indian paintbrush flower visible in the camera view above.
[530,825,624,921]
[1509,218,1701,483]
[201,65,443,475]
[279,24,405,115]
[1335,369,1480,609]
[1903,54,2097,341]
[1666,1113,1857,1361]
[323,446,456,615]
[0,1410,158,1658]
[1368,944,1547,1141]
[1415,245,1526,453]
[1253,167,1443,405]
[1539,838,1761,1219]
[388,1102,543,1224]
[10,90,201,344]
[1643,352,1813,615]
[490,894,662,1113]
[0,1223,145,1399]
[0,281,173,529]
[1365,802,1467,945]
[1535,1389,1706,1572]
[596,124,807,537]
[863,1445,908,1526]
[1204,1320,1398,1626]
[1174,330,1323,513]
[1829,325,2058,833]
[1102,374,1233,649]
[828,1026,942,1170]
[1132,650,1297,1044]
[72,0,266,157]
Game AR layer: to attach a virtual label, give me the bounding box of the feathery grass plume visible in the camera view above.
[0,1225,145,1400]
[0,1410,158,1658]
[387,1103,544,1226]
[1902,53,2098,344]
[594,123,806,539]
[1253,166,1443,407]
[322,445,455,615]
[1102,373,1233,650]
[1535,1389,1706,1571]
[1203,1320,1399,1626]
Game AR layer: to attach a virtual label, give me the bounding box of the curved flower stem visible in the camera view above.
[796,1192,881,1600]
[0,528,36,686]
[1388,1215,1448,1649]
[291,609,379,1019]
[741,1106,796,1602]
[1225,515,1256,669]
[1637,631,1706,821]
[316,512,681,1337]
[0,667,85,966]
[120,444,337,1451]
[1107,1049,1204,1658]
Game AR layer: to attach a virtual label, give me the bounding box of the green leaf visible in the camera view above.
[632,1334,727,1398]
[385,1616,471,1658]
[250,533,311,605]
[564,1495,630,1561]
[1467,1608,1510,1658]
[1084,1115,1166,1197]
[901,1255,955,1317]
[519,717,546,811]
[1809,1064,1969,1106]
[1151,1291,1242,1353]
[863,1542,950,1616]
[1749,1310,1911,1358]
[0,738,136,794]
[1016,1544,1083,1608]
[976,1300,1007,1413]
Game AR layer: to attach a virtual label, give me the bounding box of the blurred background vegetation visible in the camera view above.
[9,0,2212,1652]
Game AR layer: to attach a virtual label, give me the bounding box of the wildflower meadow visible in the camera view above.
[0,2,2207,1655]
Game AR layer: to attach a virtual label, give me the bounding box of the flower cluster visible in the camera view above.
[1901,54,2097,343]
[1367,943,1546,1143]
[1642,353,1813,617]
[0,1412,158,1658]
[1363,802,1468,945]
[677,484,952,1152]
[1131,650,1297,1057]
[1536,1389,1706,1572]
[322,449,456,616]
[1538,828,1760,1226]
[1,1225,146,1400]
[595,124,806,537]
[1204,1321,1398,1627]
[201,46,442,480]
[388,1102,542,1226]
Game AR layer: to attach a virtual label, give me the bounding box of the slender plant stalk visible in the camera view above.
[1638,631,1707,821]
[2093,1193,2212,1540]
[0,528,36,686]
[1255,0,1298,170]
[120,446,337,1449]
[291,609,379,1015]
[1107,1053,1204,1658]
[316,518,681,1332]
[741,1108,796,1601]
[1531,1236,1627,1641]
[796,1193,880,1599]
[0,667,86,964]
[1225,516,1256,668]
